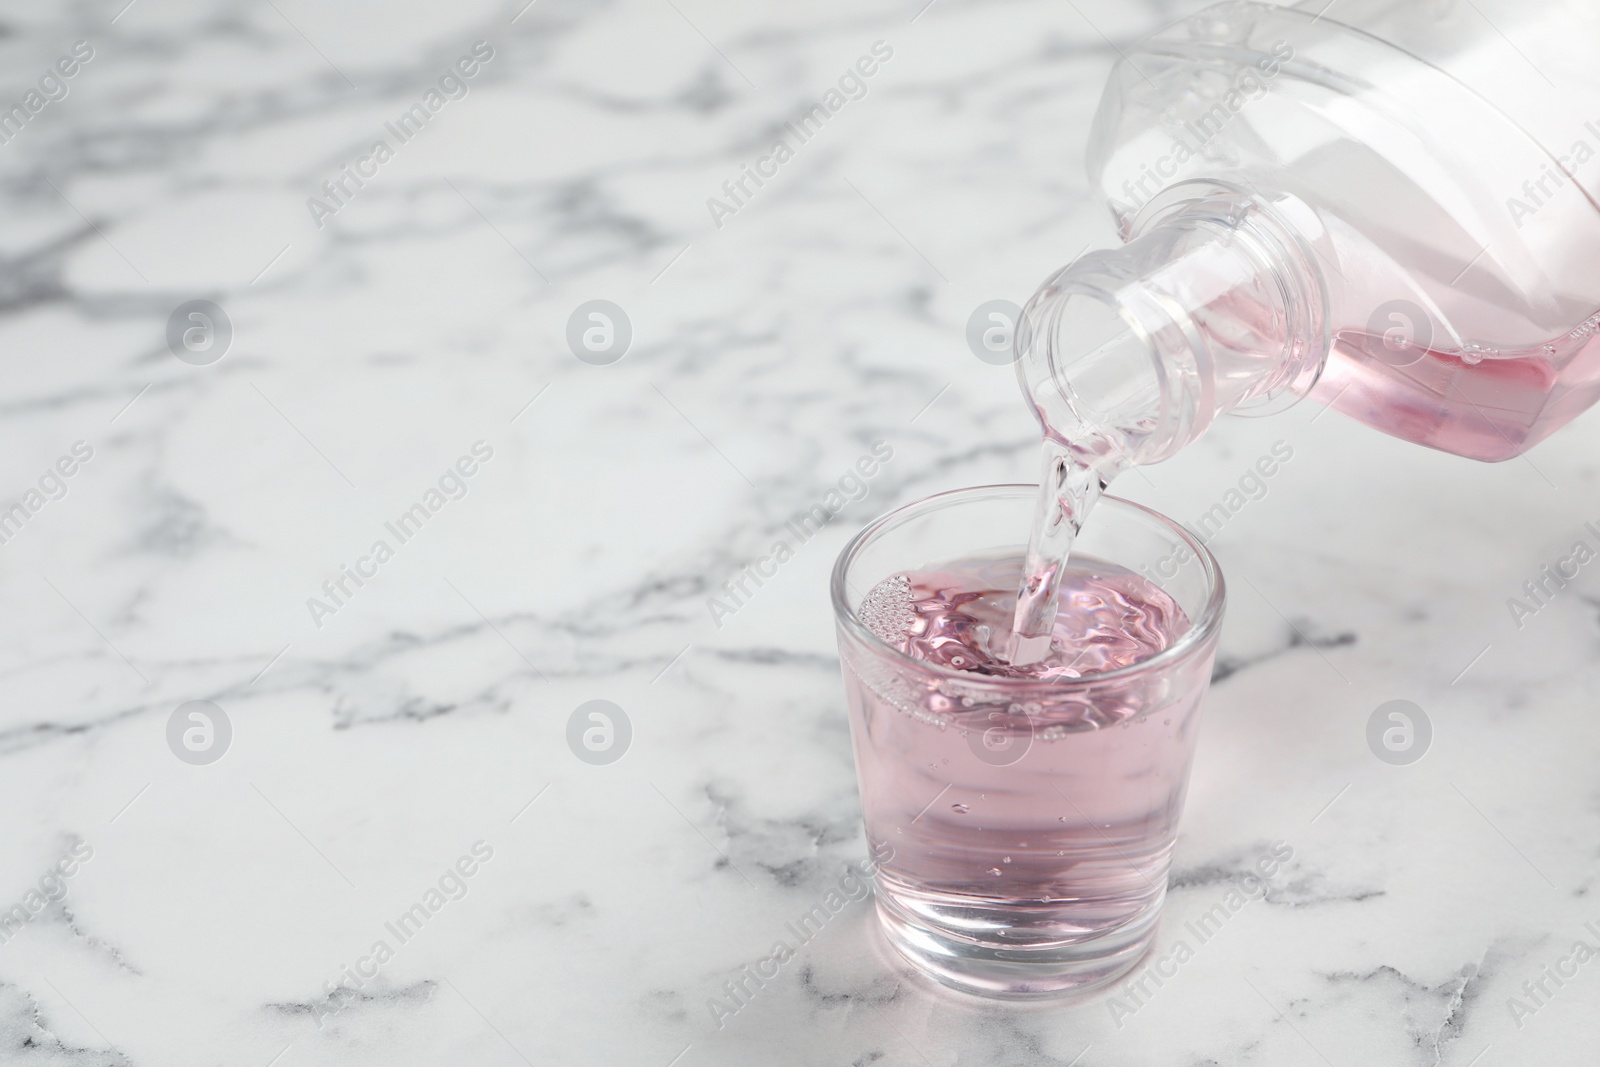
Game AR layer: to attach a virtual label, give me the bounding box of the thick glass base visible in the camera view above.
[873,884,1159,999]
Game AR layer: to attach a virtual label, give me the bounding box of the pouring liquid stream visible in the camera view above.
[1004,437,1127,666]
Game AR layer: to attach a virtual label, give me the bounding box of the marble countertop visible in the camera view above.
[3,0,1599,1064]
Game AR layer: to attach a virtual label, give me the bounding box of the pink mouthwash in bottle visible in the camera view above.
[1006,0,1600,659]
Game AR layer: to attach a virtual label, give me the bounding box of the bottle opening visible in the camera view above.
[1017,185,1329,466]
[1017,269,1168,462]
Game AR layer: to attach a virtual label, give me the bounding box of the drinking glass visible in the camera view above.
[831,485,1225,997]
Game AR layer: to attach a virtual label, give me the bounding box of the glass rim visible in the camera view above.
[829,483,1226,691]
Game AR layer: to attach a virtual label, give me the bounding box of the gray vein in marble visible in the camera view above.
[1319,954,1491,1067]
[55,898,141,977]
[707,647,840,671]
[700,780,863,890]
[1211,624,1358,683]
[265,977,436,1026]
[0,981,131,1066]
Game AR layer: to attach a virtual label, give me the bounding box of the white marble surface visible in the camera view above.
[3,0,1599,1064]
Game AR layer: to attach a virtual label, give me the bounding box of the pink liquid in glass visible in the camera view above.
[843,551,1211,995]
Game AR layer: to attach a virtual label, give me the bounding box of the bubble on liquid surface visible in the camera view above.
[859,573,916,644]
[951,803,969,814]
[893,553,1188,682]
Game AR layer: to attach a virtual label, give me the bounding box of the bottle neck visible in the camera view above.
[1016,182,1328,468]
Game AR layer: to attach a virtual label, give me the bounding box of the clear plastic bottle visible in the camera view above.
[1017,0,1600,463]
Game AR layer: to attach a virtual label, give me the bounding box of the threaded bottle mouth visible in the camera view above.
[1016,181,1330,464]
[1015,253,1197,466]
